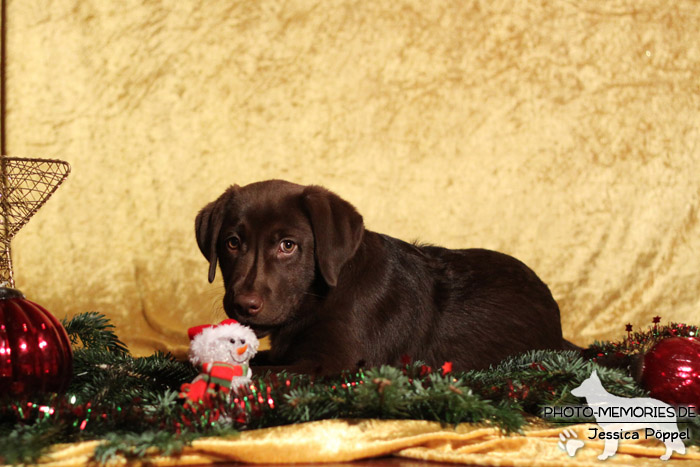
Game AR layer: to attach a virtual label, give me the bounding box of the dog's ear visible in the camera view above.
[302,186,364,287]
[195,186,238,283]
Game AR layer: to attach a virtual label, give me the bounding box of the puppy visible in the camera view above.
[196,180,573,375]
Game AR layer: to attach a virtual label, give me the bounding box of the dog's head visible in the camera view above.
[195,180,364,334]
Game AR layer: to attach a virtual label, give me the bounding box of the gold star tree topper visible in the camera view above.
[0,156,70,287]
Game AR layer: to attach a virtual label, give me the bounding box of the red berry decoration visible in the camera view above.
[641,337,700,408]
[0,287,73,396]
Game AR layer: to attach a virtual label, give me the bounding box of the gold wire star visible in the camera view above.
[0,156,70,287]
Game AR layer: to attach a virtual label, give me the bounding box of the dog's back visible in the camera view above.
[420,245,566,369]
[319,232,568,371]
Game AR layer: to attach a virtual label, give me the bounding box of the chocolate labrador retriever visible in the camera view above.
[196,180,573,375]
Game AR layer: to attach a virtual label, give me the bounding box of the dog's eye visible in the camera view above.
[279,239,297,254]
[226,237,240,250]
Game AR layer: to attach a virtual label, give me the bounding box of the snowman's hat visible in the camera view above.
[187,318,239,341]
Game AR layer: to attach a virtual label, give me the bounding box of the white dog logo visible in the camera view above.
[571,370,686,461]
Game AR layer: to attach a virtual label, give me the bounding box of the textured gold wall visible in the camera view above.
[5,0,699,357]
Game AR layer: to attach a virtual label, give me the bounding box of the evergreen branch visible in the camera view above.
[352,366,413,419]
[0,421,66,465]
[461,350,647,414]
[680,415,700,447]
[94,430,200,464]
[61,312,129,354]
[93,422,239,465]
[69,348,197,406]
[410,372,524,431]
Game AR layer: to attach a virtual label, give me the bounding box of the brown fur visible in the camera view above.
[196,180,573,375]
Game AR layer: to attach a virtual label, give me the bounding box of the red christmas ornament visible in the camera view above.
[641,337,700,408]
[0,287,73,396]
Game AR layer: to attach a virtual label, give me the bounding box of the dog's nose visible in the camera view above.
[235,293,263,315]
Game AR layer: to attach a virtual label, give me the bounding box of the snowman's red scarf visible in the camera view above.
[179,361,249,406]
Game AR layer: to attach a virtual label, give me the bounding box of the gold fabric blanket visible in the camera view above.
[29,420,700,466]
[3,0,699,464]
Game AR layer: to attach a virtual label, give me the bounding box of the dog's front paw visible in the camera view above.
[557,428,584,457]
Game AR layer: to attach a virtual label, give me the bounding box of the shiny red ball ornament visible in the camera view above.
[0,287,73,396]
[641,337,700,409]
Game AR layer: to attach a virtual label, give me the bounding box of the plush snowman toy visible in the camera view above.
[179,318,259,407]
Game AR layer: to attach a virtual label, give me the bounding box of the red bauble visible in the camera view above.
[641,337,700,408]
[0,287,73,396]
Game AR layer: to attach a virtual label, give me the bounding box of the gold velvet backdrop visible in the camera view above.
[4,0,700,359]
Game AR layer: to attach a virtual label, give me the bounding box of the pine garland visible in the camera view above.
[584,321,698,360]
[0,313,698,465]
[229,365,525,432]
